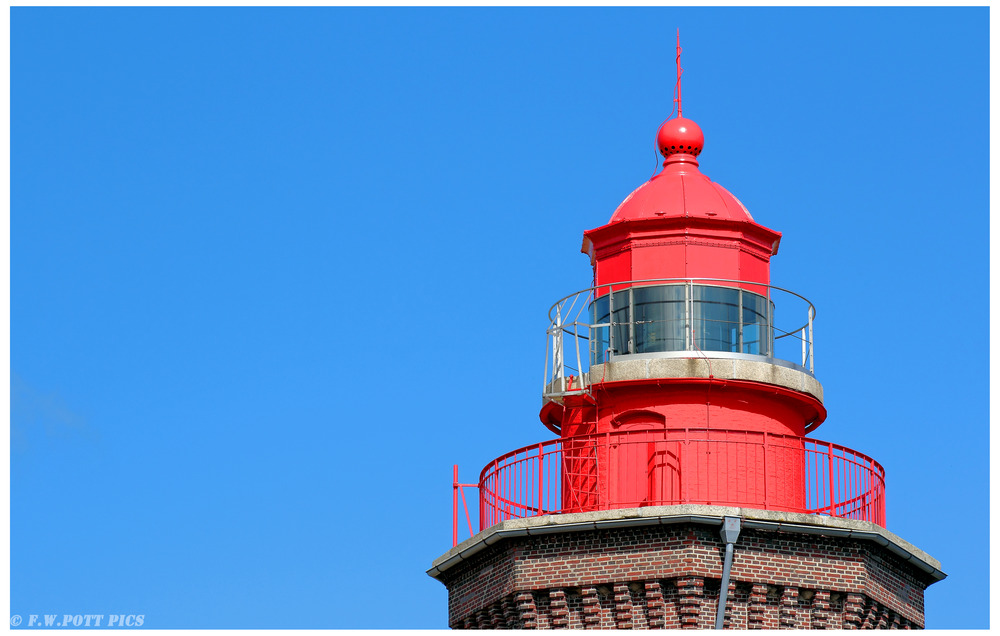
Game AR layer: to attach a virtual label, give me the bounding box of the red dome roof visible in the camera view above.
[610,168,755,223]
[610,117,755,224]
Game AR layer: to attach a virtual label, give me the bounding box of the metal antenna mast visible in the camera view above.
[675,29,683,118]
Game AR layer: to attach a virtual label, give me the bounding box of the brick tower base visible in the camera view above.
[428,506,944,629]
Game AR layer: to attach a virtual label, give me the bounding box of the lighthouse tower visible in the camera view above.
[429,49,944,629]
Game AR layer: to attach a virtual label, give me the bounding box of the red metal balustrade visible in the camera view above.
[453,428,884,545]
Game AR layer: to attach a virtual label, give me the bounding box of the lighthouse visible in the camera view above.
[428,47,944,629]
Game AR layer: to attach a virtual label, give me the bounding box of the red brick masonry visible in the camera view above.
[429,507,944,629]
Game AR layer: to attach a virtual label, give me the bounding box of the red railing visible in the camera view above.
[467,429,884,538]
[452,465,476,547]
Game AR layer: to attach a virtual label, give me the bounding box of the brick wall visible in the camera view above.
[437,523,935,629]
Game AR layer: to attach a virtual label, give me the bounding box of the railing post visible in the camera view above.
[738,288,744,353]
[538,443,545,516]
[608,287,615,358]
[827,446,836,516]
[628,286,635,354]
[875,466,883,526]
[478,472,488,532]
[766,290,773,357]
[808,305,815,373]
[555,306,565,392]
[685,280,692,350]
[762,432,768,510]
[453,464,459,547]
[801,327,807,367]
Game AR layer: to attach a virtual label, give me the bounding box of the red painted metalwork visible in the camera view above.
[582,152,781,292]
[559,110,823,515]
[476,429,885,530]
[656,118,703,159]
[675,29,683,119]
[452,465,477,547]
[560,381,825,439]
[446,64,888,544]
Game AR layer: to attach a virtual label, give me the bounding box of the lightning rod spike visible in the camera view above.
[675,29,683,119]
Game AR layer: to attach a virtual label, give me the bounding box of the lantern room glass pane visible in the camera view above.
[741,292,770,355]
[634,285,686,353]
[589,290,635,362]
[692,286,740,352]
[611,290,631,356]
[591,295,610,365]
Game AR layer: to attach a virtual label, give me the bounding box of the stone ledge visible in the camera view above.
[583,357,824,403]
[427,504,944,582]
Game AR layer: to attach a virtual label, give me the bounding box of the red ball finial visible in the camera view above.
[657,117,704,158]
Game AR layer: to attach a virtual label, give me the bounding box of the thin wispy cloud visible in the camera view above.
[11,374,99,452]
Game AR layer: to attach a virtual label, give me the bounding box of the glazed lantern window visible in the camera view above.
[590,284,773,364]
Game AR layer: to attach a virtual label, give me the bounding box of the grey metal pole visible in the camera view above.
[715,517,742,629]
[808,305,815,373]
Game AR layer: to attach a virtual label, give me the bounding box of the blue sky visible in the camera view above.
[11,7,988,629]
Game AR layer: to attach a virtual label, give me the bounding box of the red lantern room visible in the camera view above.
[533,111,831,517]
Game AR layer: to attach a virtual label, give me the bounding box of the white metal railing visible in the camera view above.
[543,278,815,399]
